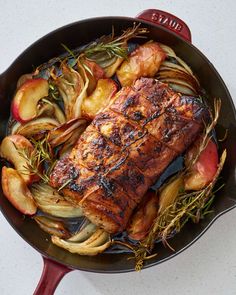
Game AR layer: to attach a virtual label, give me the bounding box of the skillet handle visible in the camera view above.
[136,9,192,42]
[33,256,72,295]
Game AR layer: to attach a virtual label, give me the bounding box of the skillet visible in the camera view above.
[0,9,236,295]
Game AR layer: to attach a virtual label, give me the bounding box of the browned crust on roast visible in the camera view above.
[50,78,209,233]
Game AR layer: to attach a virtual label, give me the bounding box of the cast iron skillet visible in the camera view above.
[0,9,236,295]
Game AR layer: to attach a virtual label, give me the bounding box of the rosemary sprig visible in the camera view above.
[16,136,57,184]
[84,23,148,62]
[16,146,49,183]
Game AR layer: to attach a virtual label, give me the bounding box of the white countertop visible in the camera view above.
[0,1,236,294]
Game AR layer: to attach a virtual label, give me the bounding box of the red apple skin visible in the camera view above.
[0,135,40,184]
[11,78,49,123]
[185,139,219,191]
[1,166,37,215]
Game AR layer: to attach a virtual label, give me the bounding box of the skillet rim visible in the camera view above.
[0,15,236,273]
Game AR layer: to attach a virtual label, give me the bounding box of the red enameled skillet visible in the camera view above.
[0,9,235,295]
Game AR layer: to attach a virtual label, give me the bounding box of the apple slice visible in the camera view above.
[1,166,37,215]
[16,73,33,89]
[12,78,49,123]
[0,135,39,184]
[184,139,219,191]
[81,78,117,119]
[127,191,159,241]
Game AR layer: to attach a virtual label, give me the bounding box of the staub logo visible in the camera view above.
[151,12,183,32]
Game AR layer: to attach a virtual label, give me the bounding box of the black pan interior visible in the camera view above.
[0,17,236,273]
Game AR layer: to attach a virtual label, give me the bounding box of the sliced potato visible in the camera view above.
[1,167,37,215]
[81,78,117,119]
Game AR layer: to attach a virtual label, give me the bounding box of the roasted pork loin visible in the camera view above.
[50,78,209,233]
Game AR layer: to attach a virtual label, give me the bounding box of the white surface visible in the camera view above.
[0,0,236,294]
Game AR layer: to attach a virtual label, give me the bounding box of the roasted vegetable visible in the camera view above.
[48,118,87,148]
[37,102,66,124]
[34,216,71,239]
[53,64,85,120]
[157,44,200,95]
[11,117,59,139]
[52,228,111,256]
[116,42,166,86]
[1,167,37,215]
[68,221,97,242]
[81,58,105,94]
[31,183,83,218]
[81,78,117,119]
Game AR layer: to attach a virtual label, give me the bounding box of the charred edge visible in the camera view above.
[142,110,162,127]
[109,153,129,173]
[98,175,116,197]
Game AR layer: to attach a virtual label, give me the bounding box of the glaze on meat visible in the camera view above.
[50,78,209,233]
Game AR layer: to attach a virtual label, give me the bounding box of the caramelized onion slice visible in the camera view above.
[51,235,111,256]
[68,222,97,242]
[11,117,59,138]
[48,118,87,147]
[31,183,83,218]
[34,216,70,239]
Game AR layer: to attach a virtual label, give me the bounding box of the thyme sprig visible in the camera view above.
[187,98,221,169]
[133,150,226,271]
